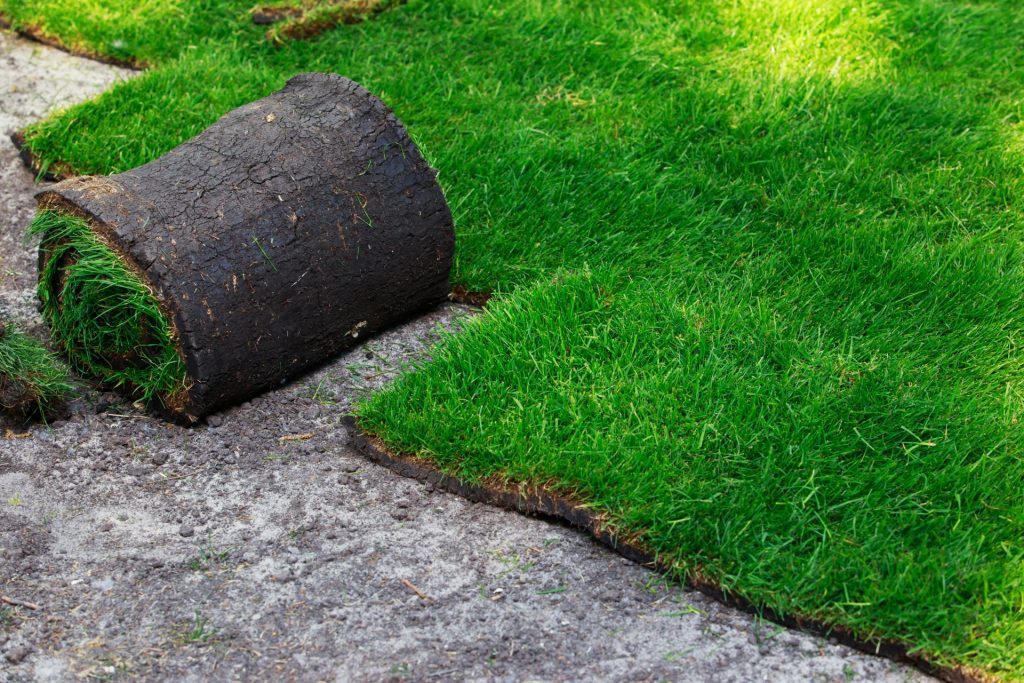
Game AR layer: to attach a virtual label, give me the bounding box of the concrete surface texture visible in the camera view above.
[0,29,931,683]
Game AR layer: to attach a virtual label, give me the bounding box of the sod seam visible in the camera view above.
[261,0,405,44]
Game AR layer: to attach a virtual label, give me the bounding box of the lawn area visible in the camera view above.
[3,0,1024,678]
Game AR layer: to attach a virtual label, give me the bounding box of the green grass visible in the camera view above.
[29,211,187,405]
[0,321,70,416]
[0,0,256,65]
[5,0,1024,677]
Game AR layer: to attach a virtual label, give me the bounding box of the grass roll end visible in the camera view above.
[29,210,188,409]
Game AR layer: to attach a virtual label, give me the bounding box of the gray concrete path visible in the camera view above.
[0,30,930,683]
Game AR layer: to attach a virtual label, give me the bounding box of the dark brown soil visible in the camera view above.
[250,6,302,25]
[448,285,492,307]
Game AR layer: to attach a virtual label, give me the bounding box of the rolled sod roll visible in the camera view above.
[31,72,454,422]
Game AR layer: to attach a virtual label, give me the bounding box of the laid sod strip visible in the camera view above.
[344,418,958,681]
[360,270,1024,681]
[33,73,452,422]
[0,319,70,417]
[28,211,186,406]
[0,0,258,67]
[8,0,1024,678]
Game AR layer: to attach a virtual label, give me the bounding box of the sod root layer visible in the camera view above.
[33,72,454,422]
[347,417,982,683]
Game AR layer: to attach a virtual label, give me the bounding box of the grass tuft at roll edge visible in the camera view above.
[29,210,188,407]
[0,318,71,418]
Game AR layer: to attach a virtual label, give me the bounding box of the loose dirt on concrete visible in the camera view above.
[0,30,932,683]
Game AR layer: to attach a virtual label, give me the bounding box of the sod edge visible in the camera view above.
[347,417,989,683]
[0,12,147,70]
[9,131,74,182]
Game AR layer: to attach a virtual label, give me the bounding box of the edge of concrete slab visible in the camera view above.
[345,416,990,683]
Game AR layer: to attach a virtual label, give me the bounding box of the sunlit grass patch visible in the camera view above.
[0,0,256,65]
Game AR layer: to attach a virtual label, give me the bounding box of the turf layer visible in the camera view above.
[29,211,187,405]
[5,0,1024,678]
[0,321,69,416]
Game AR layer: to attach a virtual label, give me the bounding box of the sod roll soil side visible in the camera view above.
[33,72,454,422]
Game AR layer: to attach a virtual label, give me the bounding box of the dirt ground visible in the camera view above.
[0,30,931,683]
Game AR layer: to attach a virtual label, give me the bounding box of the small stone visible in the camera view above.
[5,644,32,664]
[151,451,168,466]
[390,509,409,521]
[178,524,195,538]
[206,414,224,428]
[272,568,296,582]
[364,351,374,360]
[99,521,113,532]
[343,462,359,473]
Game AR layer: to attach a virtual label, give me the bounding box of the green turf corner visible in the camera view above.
[28,210,187,406]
